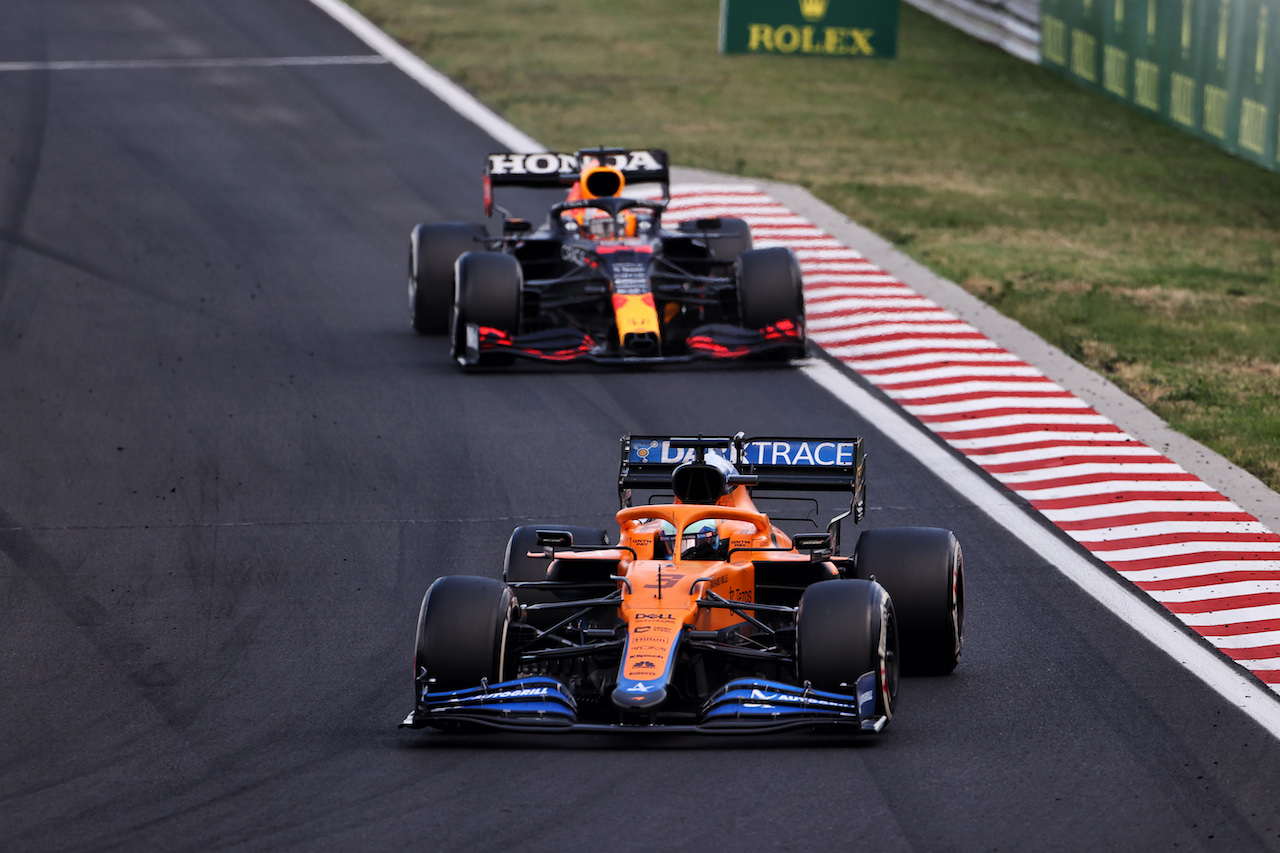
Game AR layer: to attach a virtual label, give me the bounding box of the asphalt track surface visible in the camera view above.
[3,1,1280,850]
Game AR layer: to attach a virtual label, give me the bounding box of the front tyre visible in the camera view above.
[409,223,488,335]
[414,576,514,698]
[736,246,804,331]
[795,579,898,722]
[451,251,524,362]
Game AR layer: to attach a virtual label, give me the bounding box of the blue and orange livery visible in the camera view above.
[401,433,966,735]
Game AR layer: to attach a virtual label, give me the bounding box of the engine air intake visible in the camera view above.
[582,167,625,199]
[672,462,728,505]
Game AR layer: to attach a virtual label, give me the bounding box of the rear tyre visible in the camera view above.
[409,223,487,335]
[853,527,964,675]
[414,576,514,697]
[796,579,898,721]
[708,217,753,262]
[736,246,804,330]
[677,216,753,263]
[451,251,524,360]
[504,525,609,628]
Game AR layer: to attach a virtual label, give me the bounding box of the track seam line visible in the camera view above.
[307,0,541,153]
[0,55,391,72]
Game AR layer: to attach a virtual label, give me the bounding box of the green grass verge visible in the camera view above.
[352,0,1280,489]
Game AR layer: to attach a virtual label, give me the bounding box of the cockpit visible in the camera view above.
[557,198,659,241]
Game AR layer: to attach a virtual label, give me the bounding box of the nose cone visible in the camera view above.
[612,678,668,711]
[622,331,660,357]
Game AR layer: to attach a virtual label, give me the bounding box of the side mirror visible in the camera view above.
[792,533,833,558]
[504,218,533,234]
[679,217,723,232]
[536,529,573,558]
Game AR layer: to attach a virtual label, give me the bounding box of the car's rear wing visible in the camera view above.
[484,148,670,214]
[618,434,866,526]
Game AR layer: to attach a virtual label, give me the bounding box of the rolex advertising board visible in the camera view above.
[719,0,900,58]
[1041,0,1280,173]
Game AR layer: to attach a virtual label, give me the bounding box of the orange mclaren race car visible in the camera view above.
[401,434,964,734]
[406,148,805,365]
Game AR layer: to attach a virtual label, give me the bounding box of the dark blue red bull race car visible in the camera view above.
[406,148,806,366]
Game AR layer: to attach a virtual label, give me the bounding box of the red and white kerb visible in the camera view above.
[664,183,1280,695]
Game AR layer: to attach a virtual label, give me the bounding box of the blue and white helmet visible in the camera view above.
[680,519,722,560]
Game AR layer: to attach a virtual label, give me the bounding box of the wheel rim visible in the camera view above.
[408,242,419,315]
[949,544,964,663]
[879,596,899,719]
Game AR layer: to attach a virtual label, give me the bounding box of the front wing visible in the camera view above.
[459,320,804,366]
[399,674,887,734]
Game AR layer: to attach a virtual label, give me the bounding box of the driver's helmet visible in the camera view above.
[583,211,622,240]
[680,519,723,560]
[652,520,677,559]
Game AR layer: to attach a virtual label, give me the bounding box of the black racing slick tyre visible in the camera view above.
[796,579,898,721]
[707,217,753,262]
[676,216,753,263]
[853,527,964,676]
[451,251,524,361]
[504,525,609,628]
[414,576,515,696]
[457,251,522,331]
[736,246,804,330]
[409,223,487,335]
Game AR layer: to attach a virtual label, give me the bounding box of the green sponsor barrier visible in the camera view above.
[1041,0,1280,172]
[719,0,900,58]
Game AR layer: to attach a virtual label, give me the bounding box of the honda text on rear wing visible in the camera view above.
[484,148,670,216]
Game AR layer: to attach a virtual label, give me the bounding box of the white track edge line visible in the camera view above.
[307,0,542,153]
[801,359,1280,736]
